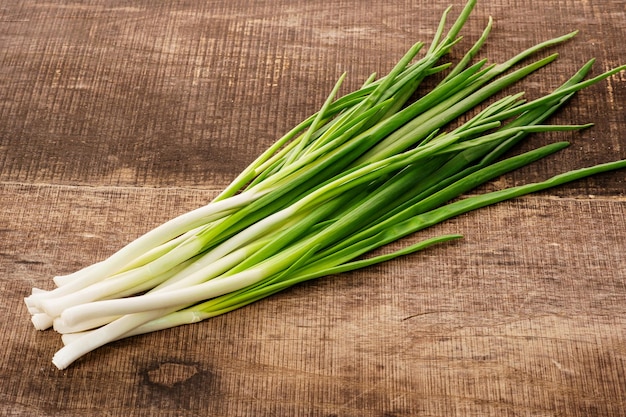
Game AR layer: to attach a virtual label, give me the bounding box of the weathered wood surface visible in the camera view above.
[1,1,625,416]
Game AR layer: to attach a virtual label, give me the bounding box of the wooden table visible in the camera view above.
[2,1,625,415]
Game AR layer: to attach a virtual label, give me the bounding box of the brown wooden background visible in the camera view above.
[1,1,625,416]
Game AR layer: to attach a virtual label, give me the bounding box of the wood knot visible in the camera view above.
[146,362,199,388]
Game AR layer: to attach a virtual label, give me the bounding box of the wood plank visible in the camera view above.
[1,0,625,193]
[2,183,626,416]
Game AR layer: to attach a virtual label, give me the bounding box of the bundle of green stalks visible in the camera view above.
[25,0,626,370]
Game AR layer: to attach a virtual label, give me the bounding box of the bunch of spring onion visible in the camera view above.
[25,0,626,370]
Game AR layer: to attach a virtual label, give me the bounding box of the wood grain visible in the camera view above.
[1,0,625,416]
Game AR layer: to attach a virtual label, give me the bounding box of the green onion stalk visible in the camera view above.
[24,0,626,370]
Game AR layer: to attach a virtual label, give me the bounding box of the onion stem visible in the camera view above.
[25,0,626,370]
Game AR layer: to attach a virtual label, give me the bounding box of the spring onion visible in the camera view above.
[25,0,626,370]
